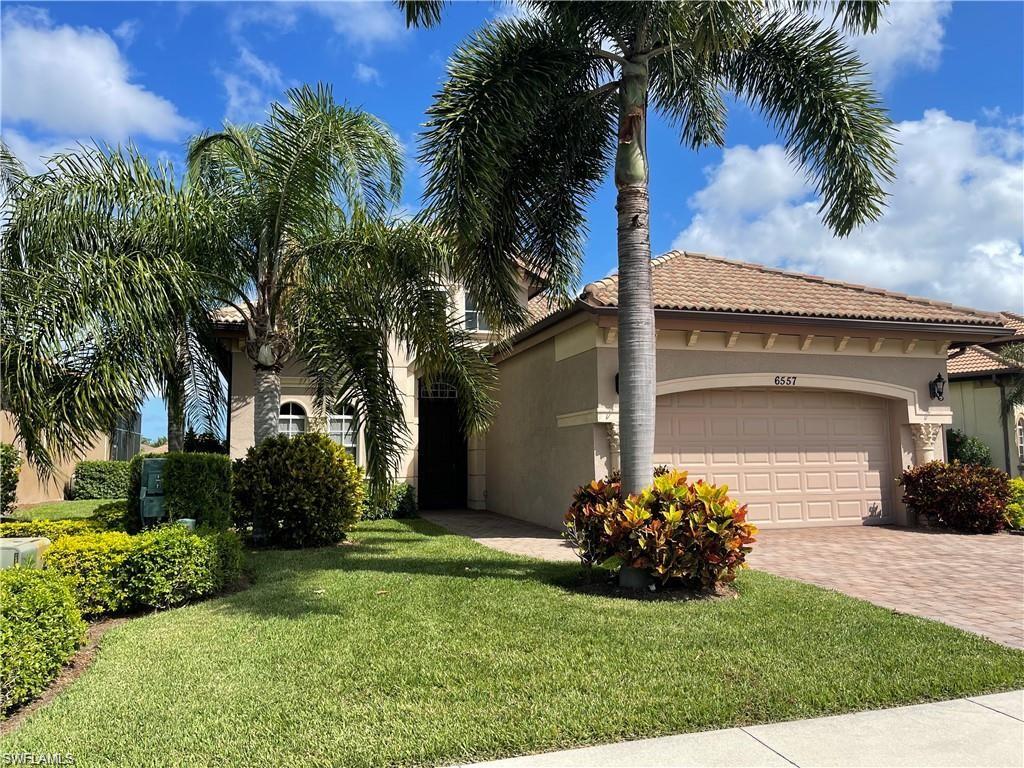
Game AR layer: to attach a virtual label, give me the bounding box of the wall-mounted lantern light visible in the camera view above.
[928,372,945,401]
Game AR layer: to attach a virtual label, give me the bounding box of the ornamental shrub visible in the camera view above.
[0,568,86,715]
[71,460,130,500]
[946,429,992,467]
[361,483,418,520]
[0,519,103,541]
[232,433,364,548]
[162,452,232,529]
[92,500,139,533]
[899,461,1010,534]
[1005,477,1024,531]
[564,469,758,589]
[1,443,21,518]
[184,429,228,455]
[43,526,244,616]
[45,531,136,616]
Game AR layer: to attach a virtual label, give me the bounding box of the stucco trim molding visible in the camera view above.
[655,373,952,424]
[556,406,619,428]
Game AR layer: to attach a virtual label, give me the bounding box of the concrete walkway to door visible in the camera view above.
[751,526,1024,648]
[422,511,1024,648]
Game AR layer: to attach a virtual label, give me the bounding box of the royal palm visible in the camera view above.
[405,0,896,494]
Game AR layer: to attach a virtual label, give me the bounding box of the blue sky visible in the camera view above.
[3,1,1022,438]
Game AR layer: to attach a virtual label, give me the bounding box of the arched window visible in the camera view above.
[1017,417,1024,462]
[328,406,357,460]
[279,402,307,437]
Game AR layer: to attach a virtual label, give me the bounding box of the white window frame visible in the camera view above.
[1016,417,1024,461]
[464,293,490,332]
[328,408,358,461]
[279,402,307,437]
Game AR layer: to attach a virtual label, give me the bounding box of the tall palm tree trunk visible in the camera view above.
[166,378,185,452]
[615,60,655,496]
[253,366,281,445]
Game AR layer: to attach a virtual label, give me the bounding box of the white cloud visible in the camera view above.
[112,19,141,45]
[227,2,406,51]
[353,62,382,85]
[1,129,78,174]
[219,47,285,123]
[0,8,194,143]
[843,1,952,88]
[672,110,1024,312]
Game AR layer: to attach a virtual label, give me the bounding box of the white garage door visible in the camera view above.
[654,388,893,527]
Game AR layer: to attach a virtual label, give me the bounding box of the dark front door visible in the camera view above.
[418,381,467,509]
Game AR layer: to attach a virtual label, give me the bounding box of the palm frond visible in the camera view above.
[397,0,446,28]
[719,12,895,235]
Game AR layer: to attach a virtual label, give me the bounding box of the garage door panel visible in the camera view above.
[655,388,893,527]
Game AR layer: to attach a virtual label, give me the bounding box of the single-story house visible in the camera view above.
[947,311,1024,476]
[215,250,1009,530]
[1,411,141,505]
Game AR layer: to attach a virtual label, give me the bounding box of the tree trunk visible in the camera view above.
[253,366,281,445]
[166,379,185,453]
[615,60,655,496]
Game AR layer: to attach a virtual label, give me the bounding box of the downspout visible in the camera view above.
[995,374,1011,474]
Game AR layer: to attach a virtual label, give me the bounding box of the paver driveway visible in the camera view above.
[750,526,1024,648]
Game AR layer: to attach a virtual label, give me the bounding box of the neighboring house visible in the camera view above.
[214,250,1008,530]
[946,311,1024,476]
[1,410,141,505]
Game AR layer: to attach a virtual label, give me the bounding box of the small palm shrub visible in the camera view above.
[946,429,992,466]
[0,568,86,715]
[564,470,757,589]
[0,443,21,517]
[1005,477,1024,531]
[71,460,130,500]
[232,433,364,548]
[899,461,1010,534]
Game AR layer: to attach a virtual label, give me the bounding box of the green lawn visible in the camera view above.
[3,520,1022,767]
[10,498,118,521]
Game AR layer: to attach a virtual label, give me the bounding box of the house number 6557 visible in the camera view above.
[773,376,797,386]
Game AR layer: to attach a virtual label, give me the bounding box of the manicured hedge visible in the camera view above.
[44,526,244,617]
[1,443,21,517]
[72,460,130,500]
[0,519,104,541]
[1006,477,1024,531]
[361,483,418,520]
[128,453,232,529]
[233,433,364,548]
[0,568,86,716]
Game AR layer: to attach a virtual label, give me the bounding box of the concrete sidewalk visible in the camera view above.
[464,691,1024,768]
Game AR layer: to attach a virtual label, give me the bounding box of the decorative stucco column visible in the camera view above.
[910,423,943,465]
[605,422,621,474]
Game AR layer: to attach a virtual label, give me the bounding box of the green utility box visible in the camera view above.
[139,457,167,526]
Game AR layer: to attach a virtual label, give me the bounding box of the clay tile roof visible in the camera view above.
[211,306,245,326]
[947,344,1020,376]
[525,293,569,326]
[998,311,1024,335]
[582,251,1003,326]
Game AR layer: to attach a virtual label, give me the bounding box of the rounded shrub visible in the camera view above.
[946,429,992,467]
[1,443,22,518]
[233,433,364,548]
[0,568,86,715]
[361,482,418,520]
[899,461,1010,534]
[123,526,219,609]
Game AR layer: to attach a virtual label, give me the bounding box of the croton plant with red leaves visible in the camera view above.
[564,469,757,589]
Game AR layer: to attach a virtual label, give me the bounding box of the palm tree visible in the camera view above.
[186,83,495,493]
[402,0,896,494]
[1,142,218,473]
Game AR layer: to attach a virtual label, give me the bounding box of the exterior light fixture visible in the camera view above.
[928,373,945,401]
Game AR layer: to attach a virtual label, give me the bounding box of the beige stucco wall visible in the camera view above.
[948,378,1023,477]
[1,412,110,506]
[485,335,604,527]
[488,316,955,530]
